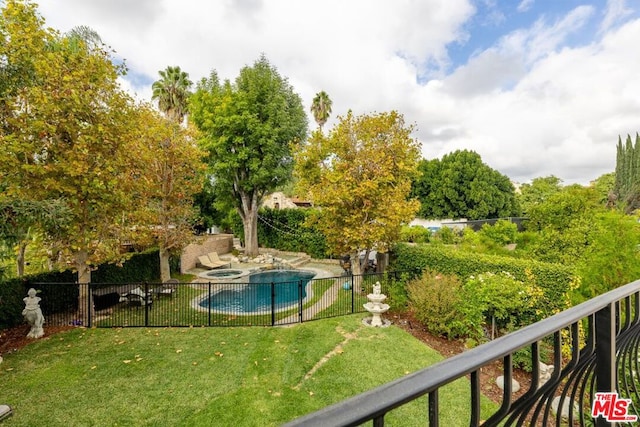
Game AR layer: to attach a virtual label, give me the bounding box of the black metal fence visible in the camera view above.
[30,270,409,328]
[284,279,640,426]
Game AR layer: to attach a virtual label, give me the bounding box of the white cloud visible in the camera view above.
[600,0,633,33]
[517,0,535,13]
[32,1,640,185]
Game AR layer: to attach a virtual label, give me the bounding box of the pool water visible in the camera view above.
[199,270,316,313]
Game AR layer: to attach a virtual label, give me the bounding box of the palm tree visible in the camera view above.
[152,66,193,123]
[310,91,332,131]
[66,25,103,51]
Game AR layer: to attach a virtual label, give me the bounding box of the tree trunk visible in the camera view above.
[350,252,364,293]
[159,246,171,283]
[243,209,259,257]
[240,191,260,257]
[75,250,94,327]
[16,241,27,277]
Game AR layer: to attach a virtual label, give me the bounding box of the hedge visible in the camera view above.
[0,248,171,329]
[390,243,577,314]
[232,208,330,259]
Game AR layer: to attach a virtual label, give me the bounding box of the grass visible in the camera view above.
[0,315,497,426]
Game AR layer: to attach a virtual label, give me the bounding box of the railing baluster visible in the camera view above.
[428,390,439,427]
[469,370,480,427]
[595,303,616,427]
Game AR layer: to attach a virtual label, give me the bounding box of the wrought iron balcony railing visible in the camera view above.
[284,279,640,426]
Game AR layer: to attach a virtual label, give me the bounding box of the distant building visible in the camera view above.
[262,192,312,209]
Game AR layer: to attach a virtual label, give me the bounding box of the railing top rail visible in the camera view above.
[284,279,640,426]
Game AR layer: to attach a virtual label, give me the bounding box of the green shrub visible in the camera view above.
[390,243,577,316]
[511,344,552,373]
[232,208,329,258]
[464,272,542,337]
[478,220,517,246]
[91,249,162,284]
[383,272,412,310]
[432,226,460,244]
[400,225,431,243]
[407,270,481,339]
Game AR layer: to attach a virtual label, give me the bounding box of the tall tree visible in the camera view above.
[295,111,420,274]
[525,185,599,264]
[133,107,205,282]
[412,150,519,220]
[65,25,103,51]
[190,56,308,256]
[0,0,149,322]
[150,66,200,280]
[591,172,616,208]
[310,90,332,131]
[152,66,193,123]
[614,133,640,213]
[517,175,563,215]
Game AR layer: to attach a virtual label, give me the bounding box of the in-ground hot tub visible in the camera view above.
[197,269,250,280]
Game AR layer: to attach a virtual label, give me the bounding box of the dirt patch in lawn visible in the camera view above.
[1,324,75,357]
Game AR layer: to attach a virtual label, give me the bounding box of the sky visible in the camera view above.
[35,0,640,185]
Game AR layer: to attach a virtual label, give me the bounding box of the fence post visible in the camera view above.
[271,282,276,326]
[595,302,616,427]
[87,283,92,328]
[298,280,303,323]
[351,274,355,313]
[208,282,212,327]
[144,282,149,327]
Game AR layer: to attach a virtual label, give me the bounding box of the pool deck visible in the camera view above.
[187,261,343,283]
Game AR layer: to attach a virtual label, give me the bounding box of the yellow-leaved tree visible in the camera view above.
[0,0,160,322]
[132,107,205,283]
[294,110,420,274]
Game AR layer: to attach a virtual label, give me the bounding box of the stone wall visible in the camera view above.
[180,234,233,273]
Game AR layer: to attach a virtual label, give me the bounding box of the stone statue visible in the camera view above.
[22,288,45,339]
[373,282,381,295]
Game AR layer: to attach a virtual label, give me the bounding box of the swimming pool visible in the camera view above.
[198,270,316,313]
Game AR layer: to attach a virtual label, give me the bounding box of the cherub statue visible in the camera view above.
[373,282,382,295]
[22,288,45,339]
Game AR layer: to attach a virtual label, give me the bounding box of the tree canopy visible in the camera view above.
[517,175,563,215]
[190,55,308,256]
[294,111,420,273]
[152,65,193,124]
[411,150,519,220]
[614,133,640,213]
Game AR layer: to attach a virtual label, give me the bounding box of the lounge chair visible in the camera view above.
[207,252,231,268]
[197,252,230,269]
[152,278,178,299]
[125,287,153,308]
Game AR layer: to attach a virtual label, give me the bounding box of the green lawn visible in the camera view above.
[1,315,497,426]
